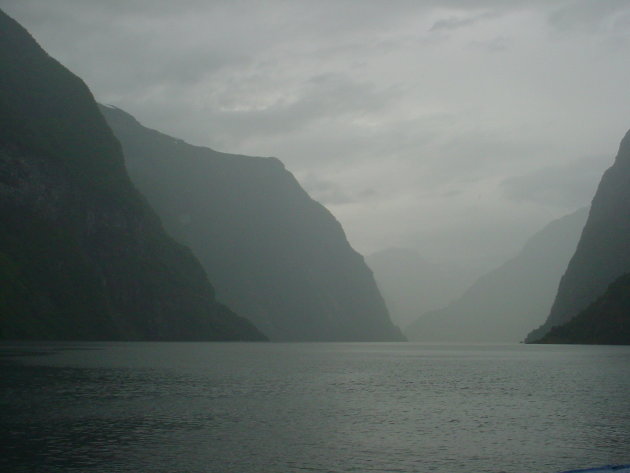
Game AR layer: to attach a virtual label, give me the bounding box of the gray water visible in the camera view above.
[1,342,629,473]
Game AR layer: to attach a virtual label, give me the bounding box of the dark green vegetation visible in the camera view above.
[527,129,630,343]
[100,105,403,341]
[534,273,630,344]
[404,208,589,342]
[0,10,265,340]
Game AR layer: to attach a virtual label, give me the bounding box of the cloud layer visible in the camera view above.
[3,0,629,271]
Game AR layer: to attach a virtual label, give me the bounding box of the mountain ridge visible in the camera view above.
[405,208,588,342]
[527,129,630,342]
[366,248,477,329]
[100,104,403,342]
[533,273,630,345]
[0,9,265,341]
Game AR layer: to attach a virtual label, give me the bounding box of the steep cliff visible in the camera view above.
[527,130,630,342]
[533,273,630,345]
[0,10,265,340]
[405,208,588,342]
[100,105,403,341]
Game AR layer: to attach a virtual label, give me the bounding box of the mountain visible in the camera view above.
[366,248,476,328]
[99,105,403,342]
[405,208,589,342]
[0,10,265,341]
[533,273,630,345]
[527,129,630,342]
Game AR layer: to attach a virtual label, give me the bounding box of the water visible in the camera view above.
[1,342,629,473]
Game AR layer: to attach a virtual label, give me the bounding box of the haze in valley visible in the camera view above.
[3,0,629,306]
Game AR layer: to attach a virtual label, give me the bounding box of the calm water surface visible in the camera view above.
[1,342,629,473]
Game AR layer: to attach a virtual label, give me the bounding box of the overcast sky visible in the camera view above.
[3,0,630,273]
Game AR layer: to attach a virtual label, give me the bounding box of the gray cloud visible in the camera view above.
[501,156,608,208]
[300,174,356,205]
[200,73,401,142]
[468,36,510,52]
[430,10,501,33]
[548,0,630,32]
[431,16,482,32]
[2,0,629,274]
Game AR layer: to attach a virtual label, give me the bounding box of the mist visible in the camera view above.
[2,0,628,276]
[403,207,589,341]
[3,3,630,472]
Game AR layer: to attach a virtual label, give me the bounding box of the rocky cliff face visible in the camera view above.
[0,10,265,341]
[527,130,630,342]
[100,105,403,341]
[533,273,630,345]
[405,208,588,342]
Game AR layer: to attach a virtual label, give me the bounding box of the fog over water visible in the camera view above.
[2,0,629,272]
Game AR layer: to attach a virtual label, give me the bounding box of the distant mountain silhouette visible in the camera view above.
[405,208,588,342]
[100,105,403,341]
[366,248,476,328]
[527,129,630,342]
[0,9,265,341]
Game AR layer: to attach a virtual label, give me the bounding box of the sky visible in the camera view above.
[3,0,630,273]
